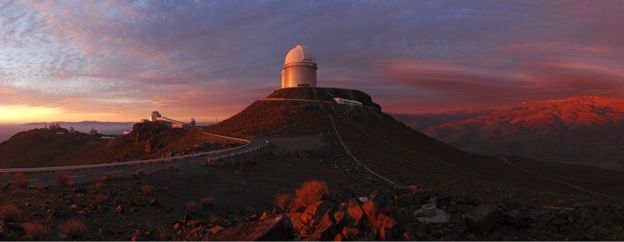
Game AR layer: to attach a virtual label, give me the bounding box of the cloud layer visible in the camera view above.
[1,0,623,122]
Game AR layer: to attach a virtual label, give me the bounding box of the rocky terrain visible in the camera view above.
[413,96,624,171]
[0,89,623,240]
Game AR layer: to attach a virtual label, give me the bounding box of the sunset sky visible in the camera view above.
[1,0,624,123]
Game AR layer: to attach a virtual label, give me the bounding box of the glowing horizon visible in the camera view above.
[2,0,624,122]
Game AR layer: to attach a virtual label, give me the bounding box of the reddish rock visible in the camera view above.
[115,204,124,214]
[311,212,337,240]
[291,218,306,234]
[333,210,345,224]
[361,199,378,226]
[300,212,314,225]
[303,200,333,224]
[213,214,295,241]
[334,234,343,241]
[341,227,360,240]
[375,213,395,229]
[345,199,366,228]
[379,226,393,240]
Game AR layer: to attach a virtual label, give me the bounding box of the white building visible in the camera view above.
[281,45,317,88]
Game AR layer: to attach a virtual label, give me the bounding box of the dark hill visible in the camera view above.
[208,87,624,202]
[0,122,243,168]
[0,128,106,168]
[81,122,243,164]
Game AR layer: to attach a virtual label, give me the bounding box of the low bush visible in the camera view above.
[57,173,76,187]
[274,193,292,211]
[185,201,200,212]
[158,227,171,240]
[23,223,50,240]
[200,196,218,207]
[11,173,30,188]
[141,185,154,194]
[293,180,330,208]
[60,218,86,239]
[0,204,23,222]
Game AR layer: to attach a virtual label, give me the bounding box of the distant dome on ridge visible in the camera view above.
[284,45,316,65]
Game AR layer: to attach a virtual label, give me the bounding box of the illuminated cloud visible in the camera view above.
[0,0,623,121]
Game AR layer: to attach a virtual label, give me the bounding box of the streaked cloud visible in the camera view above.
[0,0,623,122]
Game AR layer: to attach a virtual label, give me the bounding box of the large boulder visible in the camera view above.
[464,204,500,233]
[213,215,295,240]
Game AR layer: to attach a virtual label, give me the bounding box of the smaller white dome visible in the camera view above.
[284,45,316,65]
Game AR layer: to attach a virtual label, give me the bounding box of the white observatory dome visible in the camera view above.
[281,45,318,88]
[284,45,316,65]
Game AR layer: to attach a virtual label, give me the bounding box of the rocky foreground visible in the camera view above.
[164,181,624,241]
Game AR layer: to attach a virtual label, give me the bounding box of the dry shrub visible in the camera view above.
[141,185,154,194]
[57,173,76,187]
[200,196,218,207]
[275,193,292,211]
[293,180,330,208]
[185,201,200,212]
[158,227,171,240]
[175,225,208,241]
[23,223,50,240]
[60,218,86,239]
[11,173,30,187]
[0,204,23,222]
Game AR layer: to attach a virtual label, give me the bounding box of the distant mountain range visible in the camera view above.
[395,96,624,171]
[25,121,135,126]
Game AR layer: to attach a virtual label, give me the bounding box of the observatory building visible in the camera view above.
[281,45,317,88]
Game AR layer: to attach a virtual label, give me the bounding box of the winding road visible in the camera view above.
[0,131,269,186]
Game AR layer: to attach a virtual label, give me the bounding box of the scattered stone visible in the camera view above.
[208,226,224,235]
[414,205,450,224]
[149,198,160,206]
[464,204,499,233]
[115,204,124,214]
[403,230,417,240]
[212,214,295,241]
[502,209,532,227]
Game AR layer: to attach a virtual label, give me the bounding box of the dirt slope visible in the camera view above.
[207,88,624,201]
